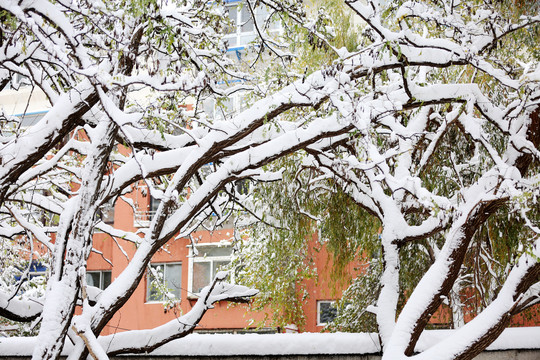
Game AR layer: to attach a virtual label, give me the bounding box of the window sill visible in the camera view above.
[144,300,181,305]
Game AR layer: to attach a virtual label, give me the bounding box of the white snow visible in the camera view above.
[145,332,381,356]
[417,327,540,352]
[1,328,539,356]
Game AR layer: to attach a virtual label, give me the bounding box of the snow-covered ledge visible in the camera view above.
[0,328,539,357]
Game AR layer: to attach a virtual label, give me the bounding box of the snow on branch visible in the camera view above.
[98,273,257,356]
[0,289,42,323]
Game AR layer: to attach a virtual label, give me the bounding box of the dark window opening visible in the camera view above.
[86,271,112,290]
[317,301,337,325]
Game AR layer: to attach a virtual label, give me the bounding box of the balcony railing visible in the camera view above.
[134,210,156,227]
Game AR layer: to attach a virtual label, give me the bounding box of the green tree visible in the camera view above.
[234,2,540,360]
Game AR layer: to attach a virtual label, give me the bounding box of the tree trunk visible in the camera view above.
[32,120,118,360]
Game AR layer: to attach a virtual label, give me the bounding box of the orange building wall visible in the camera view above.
[86,188,356,335]
[105,232,269,334]
[301,238,365,333]
[87,182,274,335]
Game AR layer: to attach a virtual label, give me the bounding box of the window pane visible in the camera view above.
[21,113,45,127]
[165,263,181,299]
[150,197,160,212]
[147,265,162,301]
[255,8,266,26]
[198,246,232,257]
[102,271,112,289]
[225,36,237,48]
[203,98,216,119]
[226,6,237,33]
[241,7,253,32]
[30,261,47,273]
[147,264,182,301]
[236,179,249,194]
[212,260,230,278]
[319,302,337,324]
[100,199,115,224]
[87,272,100,288]
[149,196,160,221]
[239,34,256,45]
[216,97,234,118]
[193,262,211,293]
[269,14,280,30]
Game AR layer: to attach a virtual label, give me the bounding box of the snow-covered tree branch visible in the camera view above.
[0,0,539,360]
[232,1,540,360]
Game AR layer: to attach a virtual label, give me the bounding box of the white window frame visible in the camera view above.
[317,300,337,326]
[223,0,281,51]
[29,271,47,279]
[188,243,232,298]
[146,262,182,303]
[86,270,112,290]
[203,92,248,121]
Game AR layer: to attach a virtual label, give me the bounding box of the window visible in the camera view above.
[0,111,47,137]
[224,1,280,50]
[317,301,337,325]
[13,261,48,295]
[97,198,115,224]
[86,270,112,290]
[14,261,47,282]
[147,263,182,302]
[235,179,250,195]
[7,73,31,90]
[203,92,249,121]
[28,262,47,279]
[224,1,255,49]
[19,111,46,127]
[188,244,232,295]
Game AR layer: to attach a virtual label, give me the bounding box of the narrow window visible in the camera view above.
[97,198,115,224]
[149,195,160,220]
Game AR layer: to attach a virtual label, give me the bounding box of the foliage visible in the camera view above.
[236,4,540,360]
